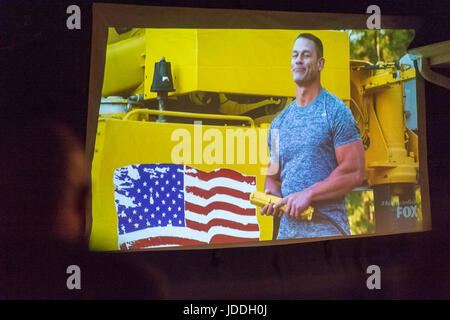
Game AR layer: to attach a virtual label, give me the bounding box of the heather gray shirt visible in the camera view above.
[268,88,360,239]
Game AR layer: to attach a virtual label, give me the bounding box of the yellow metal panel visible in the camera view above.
[90,119,273,251]
[102,28,146,97]
[90,119,112,250]
[144,29,350,100]
[375,84,407,160]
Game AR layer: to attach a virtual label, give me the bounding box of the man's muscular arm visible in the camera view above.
[260,161,282,213]
[274,140,365,219]
[260,161,283,240]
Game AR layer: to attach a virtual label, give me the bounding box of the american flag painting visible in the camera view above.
[113,164,259,250]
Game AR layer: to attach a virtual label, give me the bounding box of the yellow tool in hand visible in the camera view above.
[249,191,314,221]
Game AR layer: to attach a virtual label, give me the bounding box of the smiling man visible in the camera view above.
[261,33,365,239]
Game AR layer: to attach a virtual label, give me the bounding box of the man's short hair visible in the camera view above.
[295,33,323,58]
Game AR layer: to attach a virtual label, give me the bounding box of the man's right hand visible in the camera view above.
[260,189,284,217]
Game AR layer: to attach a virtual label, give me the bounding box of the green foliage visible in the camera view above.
[415,187,422,224]
[345,29,415,64]
[346,190,375,235]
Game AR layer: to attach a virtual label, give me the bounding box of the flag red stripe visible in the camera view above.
[185,218,259,232]
[185,186,250,201]
[185,201,255,216]
[210,234,259,244]
[185,166,256,184]
[121,236,206,250]
[121,233,259,250]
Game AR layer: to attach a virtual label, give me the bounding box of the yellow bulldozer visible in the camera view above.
[90,28,421,251]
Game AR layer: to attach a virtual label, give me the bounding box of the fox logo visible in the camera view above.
[396,205,417,219]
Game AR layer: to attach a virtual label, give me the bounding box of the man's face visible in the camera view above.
[291,37,324,86]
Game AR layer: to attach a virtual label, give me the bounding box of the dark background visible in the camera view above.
[0,0,449,300]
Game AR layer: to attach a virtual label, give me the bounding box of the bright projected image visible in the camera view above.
[89,26,426,251]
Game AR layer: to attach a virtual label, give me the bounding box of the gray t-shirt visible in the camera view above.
[268,88,360,239]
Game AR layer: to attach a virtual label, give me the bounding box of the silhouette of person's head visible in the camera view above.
[0,120,89,246]
[0,119,165,299]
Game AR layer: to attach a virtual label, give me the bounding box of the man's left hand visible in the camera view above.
[273,189,313,220]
